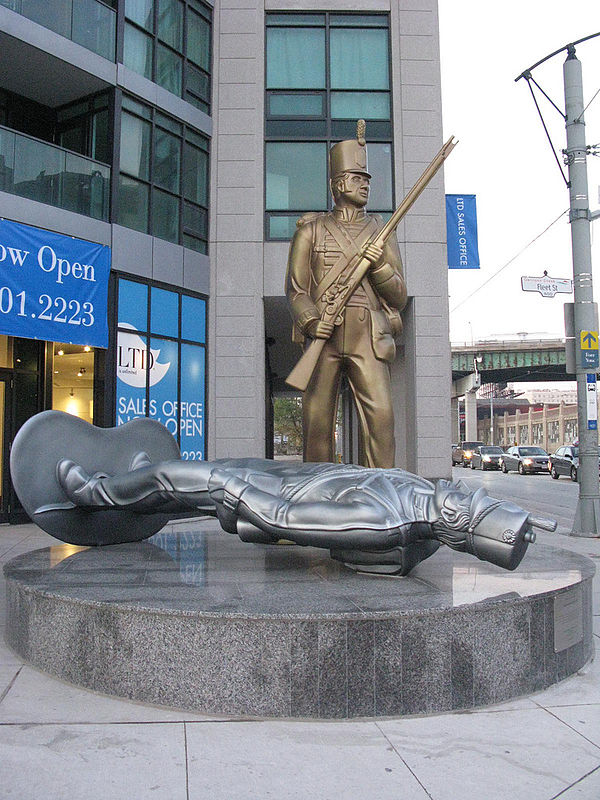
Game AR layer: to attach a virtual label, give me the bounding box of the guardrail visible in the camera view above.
[0,0,116,61]
[0,125,110,221]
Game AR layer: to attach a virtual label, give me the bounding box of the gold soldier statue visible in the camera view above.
[285,121,407,468]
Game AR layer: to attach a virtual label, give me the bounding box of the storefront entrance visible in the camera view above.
[0,336,105,525]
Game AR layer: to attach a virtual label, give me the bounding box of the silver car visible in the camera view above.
[500,446,550,475]
[470,445,504,471]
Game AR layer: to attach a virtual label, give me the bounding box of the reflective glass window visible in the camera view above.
[187,9,210,70]
[186,64,210,108]
[120,113,151,180]
[119,279,148,331]
[183,233,206,254]
[123,23,153,79]
[158,0,183,49]
[183,142,208,205]
[152,187,180,242]
[154,127,181,193]
[330,28,389,89]
[122,96,152,119]
[268,215,302,240]
[266,142,327,211]
[151,287,179,337]
[156,112,181,135]
[365,143,393,210]
[330,92,390,120]
[269,94,323,117]
[183,202,207,239]
[21,0,70,38]
[91,108,110,163]
[181,295,206,343]
[118,175,149,233]
[266,28,325,89]
[157,44,183,94]
[125,0,154,30]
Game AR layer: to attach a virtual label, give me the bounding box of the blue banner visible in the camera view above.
[0,218,110,346]
[446,195,480,269]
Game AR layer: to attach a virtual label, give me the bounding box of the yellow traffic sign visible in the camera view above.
[580,330,599,350]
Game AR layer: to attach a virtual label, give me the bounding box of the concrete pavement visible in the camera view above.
[1,472,599,799]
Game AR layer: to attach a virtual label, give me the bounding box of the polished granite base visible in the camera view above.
[3,522,595,718]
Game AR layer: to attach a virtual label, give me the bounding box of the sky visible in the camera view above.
[438,1,600,347]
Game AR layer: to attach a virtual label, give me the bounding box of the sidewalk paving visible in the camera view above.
[1,506,599,799]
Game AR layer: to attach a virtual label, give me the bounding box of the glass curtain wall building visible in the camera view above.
[0,0,211,522]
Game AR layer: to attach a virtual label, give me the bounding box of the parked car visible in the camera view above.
[452,440,484,467]
[549,445,600,481]
[500,446,550,474]
[470,445,504,470]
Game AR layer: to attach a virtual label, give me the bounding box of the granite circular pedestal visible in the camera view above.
[3,522,595,719]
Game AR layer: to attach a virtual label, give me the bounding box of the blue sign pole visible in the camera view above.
[446,194,480,269]
[0,219,110,347]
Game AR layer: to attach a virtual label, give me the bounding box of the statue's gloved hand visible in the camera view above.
[363,242,385,269]
[306,319,335,340]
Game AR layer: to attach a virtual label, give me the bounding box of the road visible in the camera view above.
[452,465,579,536]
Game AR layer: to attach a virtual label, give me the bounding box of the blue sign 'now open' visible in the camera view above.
[0,218,110,348]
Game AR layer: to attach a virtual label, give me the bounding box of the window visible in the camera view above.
[116,277,207,459]
[56,92,111,165]
[123,0,212,113]
[265,12,393,240]
[117,95,209,252]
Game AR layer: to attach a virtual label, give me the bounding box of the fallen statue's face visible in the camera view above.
[10,411,556,575]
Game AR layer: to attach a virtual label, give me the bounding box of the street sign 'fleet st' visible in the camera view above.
[521,272,573,298]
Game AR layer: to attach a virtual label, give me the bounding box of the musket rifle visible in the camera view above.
[285,135,458,392]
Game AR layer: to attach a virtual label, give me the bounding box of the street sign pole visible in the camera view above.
[564,46,600,536]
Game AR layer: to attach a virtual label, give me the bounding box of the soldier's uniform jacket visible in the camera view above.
[285,207,407,357]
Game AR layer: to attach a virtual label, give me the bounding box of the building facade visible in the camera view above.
[0,0,450,522]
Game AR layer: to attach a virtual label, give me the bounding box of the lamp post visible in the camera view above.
[517,35,600,537]
[563,47,600,535]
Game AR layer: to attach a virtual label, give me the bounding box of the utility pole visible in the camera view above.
[563,46,600,536]
[517,35,600,536]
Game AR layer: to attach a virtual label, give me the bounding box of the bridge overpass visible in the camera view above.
[452,338,568,384]
[451,338,570,441]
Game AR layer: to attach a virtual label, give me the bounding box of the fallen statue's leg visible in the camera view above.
[57,457,216,514]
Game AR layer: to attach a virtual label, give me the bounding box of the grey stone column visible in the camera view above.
[209,0,266,459]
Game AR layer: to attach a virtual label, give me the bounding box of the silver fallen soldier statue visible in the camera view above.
[11,411,556,575]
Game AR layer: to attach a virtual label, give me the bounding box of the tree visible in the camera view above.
[273,396,303,454]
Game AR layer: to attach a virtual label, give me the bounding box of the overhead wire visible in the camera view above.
[524,76,569,186]
[450,207,569,313]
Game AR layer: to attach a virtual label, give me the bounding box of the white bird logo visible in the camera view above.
[116,324,171,388]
